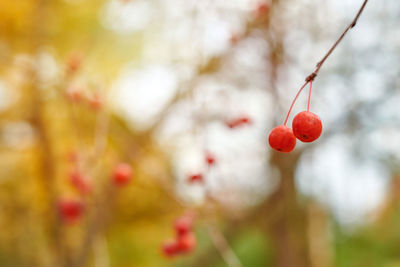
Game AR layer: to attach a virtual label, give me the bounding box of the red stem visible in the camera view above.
[307,81,313,112]
[283,81,308,126]
[283,0,368,126]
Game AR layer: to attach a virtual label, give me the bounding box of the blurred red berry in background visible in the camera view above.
[69,170,93,195]
[256,2,269,17]
[174,215,193,236]
[58,198,84,224]
[205,152,216,166]
[66,51,83,74]
[162,241,179,257]
[177,232,197,253]
[113,163,133,186]
[88,93,103,110]
[226,116,252,129]
[187,173,203,184]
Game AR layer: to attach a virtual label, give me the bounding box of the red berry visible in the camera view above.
[66,86,82,102]
[66,51,83,74]
[174,216,193,236]
[226,121,237,129]
[268,125,296,152]
[256,3,269,17]
[292,111,322,142]
[177,232,196,253]
[58,198,84,224]
[162,241,179,257]
[230,34,239,45]
[239,117,251,124]
[205,153,216,166]
[88,93,102,110]
[188,173,203,184]
[113,163,133,186]
[69,170,92,195]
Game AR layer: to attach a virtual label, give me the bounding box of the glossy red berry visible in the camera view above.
[268,125,296,152]
[292,111,322,142]
[230,34,239,45]
[174,216,193,236]
[162,241,179,257]
[58,199,84,224]
[177,232,196,253]
[113,163,133,186]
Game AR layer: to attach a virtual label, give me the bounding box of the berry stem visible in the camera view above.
[283,81,308,126]
[307,81,313,112]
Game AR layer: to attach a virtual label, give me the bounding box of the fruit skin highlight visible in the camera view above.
[292,111,322,142]
[268,125,296,153]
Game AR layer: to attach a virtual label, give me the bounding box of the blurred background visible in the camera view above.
[0,0,399,266]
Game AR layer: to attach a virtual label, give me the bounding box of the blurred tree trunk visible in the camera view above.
[29,0,66,266]
[267,151,311,267]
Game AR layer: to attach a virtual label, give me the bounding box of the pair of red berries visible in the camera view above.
[68,162,132,193]
[162,214,197,257]
[268,81,322,152]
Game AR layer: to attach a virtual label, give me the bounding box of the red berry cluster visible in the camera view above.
[59,159,133,224]
[268,81,322,152]
[162,214,197,257]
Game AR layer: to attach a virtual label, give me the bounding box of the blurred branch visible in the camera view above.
[28,0,65,266]
[93,234,110,267]
[31,72,64,267]
[282,0,369,125]
[142,8,278,137]
[206,224,242,267]
[308,0,369,82]
[74,182,115,267]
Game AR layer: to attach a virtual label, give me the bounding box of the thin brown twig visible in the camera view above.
[284,0,369,124]
[206,224,242,267]
[305,0,369,82]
